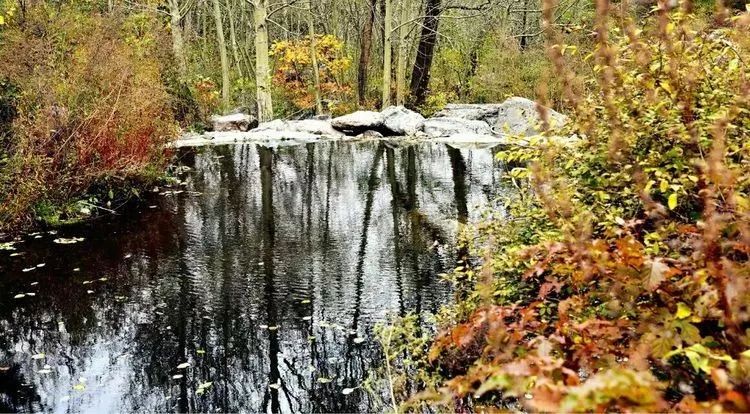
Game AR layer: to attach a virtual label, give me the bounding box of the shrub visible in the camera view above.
[386,3,750,412]
[270,34,354,116]
[0,5,176,231]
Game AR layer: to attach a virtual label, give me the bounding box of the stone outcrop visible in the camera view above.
[331,111,385,134]
[381,106,425,136]
[423,117,493,138]
[494,97,568,136]
[433,103,503,125]
[211,113,258,132]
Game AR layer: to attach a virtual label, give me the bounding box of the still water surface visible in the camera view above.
[0,141,506,413]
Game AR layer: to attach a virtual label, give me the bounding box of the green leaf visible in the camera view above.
[668,193,678,210]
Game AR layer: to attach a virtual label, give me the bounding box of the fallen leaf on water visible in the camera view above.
[22,268,35,272]
[53,237,85,245]
[196,349,206,355]
[301,299,311,304]
[342,388,355,395]
[172,374,183,380]
[14,294,25,299]
[73,383,85,391]
[177,363,190,369]
[86,290,94,294]
[0,366,10,372]
[98,277,108,282]
[302,316,312,321]
[36,263,45,268]
[31,353,45,360]
[124,254,132,259]
[30,282,38,286]
[317,377,332,384]
[268,326,278,331]
[259,325,268,329]
[26,292,36,297]
[353,337,365,344]
[269,381,281,390]
[37,369,52,374]
[10,252,23,257]
[73,268,80,272]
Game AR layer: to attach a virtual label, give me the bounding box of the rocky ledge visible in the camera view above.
[174,96,574,149]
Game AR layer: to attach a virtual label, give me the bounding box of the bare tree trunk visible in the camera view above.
[168,0,188,79]
[357,0,377,106]
[308,0,323,114]
[253,0,274,121]
[227,0,244,78]
[212,0,231,111]
[409,0,441,108]
[382,0,392,107]
[395,0,409,105]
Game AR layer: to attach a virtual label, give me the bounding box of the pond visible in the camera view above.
[0,140,508,413]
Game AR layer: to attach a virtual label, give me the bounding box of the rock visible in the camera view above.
[494,97,568,136]
[381,106,425,135]
[432,133,513,149]
[331,111,385,134]
[356,130,384,139]
[211,113,258,132]
[253,119,343,137]
[434,103,503,124]
[422,117,493,138]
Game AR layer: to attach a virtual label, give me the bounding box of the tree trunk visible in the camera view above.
[253,0,274,122]
[357,0,377,106]
[168,0,188,79]
[227,0,244,79]
[409,0,441,108]
[395,0,409,106]
[212,0,231,111]
[382,0,392,107]
[308,0,323,114]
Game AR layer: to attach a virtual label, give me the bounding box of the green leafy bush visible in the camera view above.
[385,4,750,412]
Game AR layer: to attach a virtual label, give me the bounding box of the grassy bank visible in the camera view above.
[378,5,750,412]
[0,5,179,233]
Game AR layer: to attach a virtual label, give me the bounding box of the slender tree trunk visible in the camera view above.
[168,0,188,79]
[520,0,530,49]
[212,0,231,111]
[253,0,274,121]
[382,0,392,107]
[308,0,323,114]
[227,0,244,79]
[357,0,377,106]
[409,0,442,108]
[395,0,409,105]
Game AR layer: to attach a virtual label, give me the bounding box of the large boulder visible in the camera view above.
[495,97,568,136]
[211,113,258,132]
[423,117,493,138]
[381,106,425,135]
[433,103,503,124]
[331,111,385,134]
[252,119,344,137]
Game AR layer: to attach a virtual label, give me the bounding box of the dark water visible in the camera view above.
[0,141,506,413]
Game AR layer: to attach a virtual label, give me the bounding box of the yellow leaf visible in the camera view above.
[668,193,678,210]
[660,180,669,193]
[0,15,5,25]
[676,302,692,319]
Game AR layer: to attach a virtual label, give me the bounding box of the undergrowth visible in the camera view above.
[0,5,176,232]
[379,2,750,412]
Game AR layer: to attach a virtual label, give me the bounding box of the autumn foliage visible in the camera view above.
[271,34,354,115]
[381,2,750,412]
[0,5,175,230]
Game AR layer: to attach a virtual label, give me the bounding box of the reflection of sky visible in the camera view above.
[0,141,509,413]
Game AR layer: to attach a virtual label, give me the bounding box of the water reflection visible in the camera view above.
[0,141,507,413]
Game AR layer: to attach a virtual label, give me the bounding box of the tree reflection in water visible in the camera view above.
[0,141,508,413]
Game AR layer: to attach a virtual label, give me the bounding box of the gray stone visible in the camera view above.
[433,103,503,124]
[423,117,493,138]
[494,97,568,136]
[253,119,343,137]
[356,130,384,139]
[381,106,425,135]
[331,111,385,133]
[211,113,258,132]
